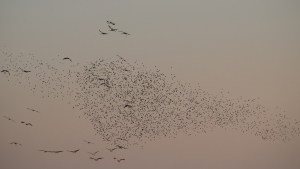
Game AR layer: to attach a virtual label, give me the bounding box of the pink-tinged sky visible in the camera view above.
[1,1,300,168]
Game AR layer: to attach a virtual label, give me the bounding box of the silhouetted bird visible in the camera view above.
[68,149,80,153]
[99,30,108,35]
[10,142,22,146]
[90,157,103,161]
[1,70,10,75]
[19,68,31,73]
[63,57,72,62]
[108,25,117,32]
[107,21,115,25]
[4,116,16,122]
[106,148,117,152]
[83,140,94,144]
[119,31,131,36]
[114,157,125,163]
[21,121,32,126]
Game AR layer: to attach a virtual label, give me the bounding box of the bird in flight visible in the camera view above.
[27,108,40,113]
[119,31,131,36]
[1,70,10,75]
[68,149,80,153]
[107,21,115,25]
[114,157,125,163]
[87,151,99,156]
[116,138,128,142]
[108,25,118,32]
[124,105,132,108]
[106,148,117,152]
[21,121,32,126]
[39,150,63,153]
[99,30,108,35]
[90,157,103,161]
[116,145,128,149]
[10,142,22,146]
[83,140,95,144]
[19,68,31,73]
[63,57,72,62]
[4,116,16,122]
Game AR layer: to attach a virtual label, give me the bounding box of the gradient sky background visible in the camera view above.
[1,0,300,168]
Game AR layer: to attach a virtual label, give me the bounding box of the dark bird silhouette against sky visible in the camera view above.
[99,30,108,35]
[90,157,103,161]
[10,142,22,146]
[4,116,16,122]
[67,149,80,153]
[1,70,10,75]
[21,121,32,126]
[63,57,72,62]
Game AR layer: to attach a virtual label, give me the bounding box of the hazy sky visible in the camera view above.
[1,1,300,169]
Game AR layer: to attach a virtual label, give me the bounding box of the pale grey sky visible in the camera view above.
[1,1,300,168]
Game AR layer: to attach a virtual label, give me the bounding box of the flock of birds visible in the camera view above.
[99,21,131,36]
[1,19,300,167]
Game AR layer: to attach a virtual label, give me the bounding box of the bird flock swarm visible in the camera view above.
[1,20,300,164]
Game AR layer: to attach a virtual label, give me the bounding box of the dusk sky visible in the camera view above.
[1,1,300,169]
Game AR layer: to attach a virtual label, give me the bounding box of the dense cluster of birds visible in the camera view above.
[1,49,300,149]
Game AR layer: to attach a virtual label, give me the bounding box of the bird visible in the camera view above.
[10,142,22,146]
[68,149,80,153]
[119,31,131,36]
[106,148,117,152]
[21,121,32,126]
[107,21,115,25]
[87,151,99,156]
[99,30,108,35]
[124,105,132,108]
[114,157,125,163]
[4,116,16,122]
[27,108,40,113]
[108,25,117,32]
[39,150,63,153]
[63,57,72,62]
[1,70,10,75]
[116,138,128,141]
[83,140,94,144]
[90,157,103,161]
[116,55,126,61]
[116,145,128,149]
[19,68,31,73]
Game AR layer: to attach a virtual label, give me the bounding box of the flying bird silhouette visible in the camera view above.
[4,116,16,122]
[68,149,80,153]
[90,157,103,161]
[119,31,131,36]
[83,140,95,144]
[19,68,31,73]
[21,121,32,126]
[63,57,72,62]
[114,157,125,163]
[106,21,115,25]
[106,148,117,152]
[99,30,108,35]
[108,25,118,32]
[116,145,128,149]
[27,108,40,113]
[39,150,63,153]
[10,142,22,146]
[1,70,10,75]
